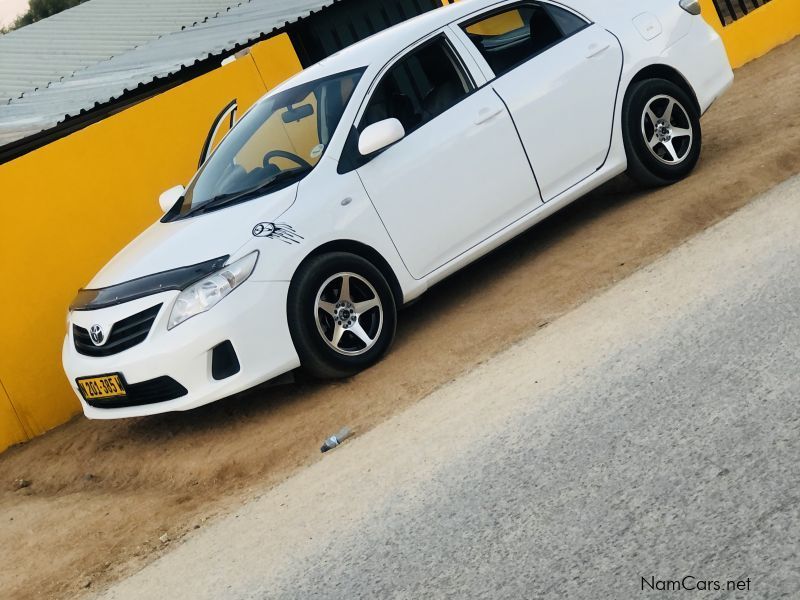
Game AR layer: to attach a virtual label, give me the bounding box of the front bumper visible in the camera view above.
[62,281,300,419]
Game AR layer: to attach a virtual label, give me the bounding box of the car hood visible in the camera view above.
[88,185,298,289]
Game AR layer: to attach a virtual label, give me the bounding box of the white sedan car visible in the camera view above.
[64,0,733,418]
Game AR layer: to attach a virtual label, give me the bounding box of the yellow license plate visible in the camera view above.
[77,374,127,400]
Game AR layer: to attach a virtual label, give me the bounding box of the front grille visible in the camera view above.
[85,376,188,409]
[73,304,162,357]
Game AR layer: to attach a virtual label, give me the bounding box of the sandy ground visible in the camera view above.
[1,38,799,600]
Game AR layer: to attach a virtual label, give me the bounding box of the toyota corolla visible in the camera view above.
[64,0,733,418]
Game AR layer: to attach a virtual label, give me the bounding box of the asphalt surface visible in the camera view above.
[100,175,800,600]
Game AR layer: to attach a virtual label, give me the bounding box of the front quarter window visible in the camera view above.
[169,68,364,220]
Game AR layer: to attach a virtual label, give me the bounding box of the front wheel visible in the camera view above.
[288,252,397,379]
[622,78,702,187]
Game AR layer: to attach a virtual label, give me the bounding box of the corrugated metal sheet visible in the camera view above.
[0,0,255,103]
[0,0,336,147]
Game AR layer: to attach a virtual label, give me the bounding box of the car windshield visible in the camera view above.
[170,68,364,219]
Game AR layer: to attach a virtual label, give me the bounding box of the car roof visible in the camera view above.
[271,0,490,92]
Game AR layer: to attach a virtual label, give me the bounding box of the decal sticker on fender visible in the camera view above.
[252,222,304,245]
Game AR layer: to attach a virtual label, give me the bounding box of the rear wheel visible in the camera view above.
[288,252,397,379]
[622,78,702,187]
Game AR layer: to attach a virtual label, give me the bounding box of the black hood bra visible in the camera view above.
[70,256,229,311]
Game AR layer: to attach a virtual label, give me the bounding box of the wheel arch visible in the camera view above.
[626,64,701,116]
[293,239,405,308]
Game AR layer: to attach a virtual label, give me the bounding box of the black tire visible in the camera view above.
[622,78,702,187]
[288,252,397,379]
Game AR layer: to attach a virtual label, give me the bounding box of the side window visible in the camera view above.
[461,3,587,76]
[361,37,473,135]
[544,4,589,37]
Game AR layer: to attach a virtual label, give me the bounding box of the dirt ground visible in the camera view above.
[2,38,799,600]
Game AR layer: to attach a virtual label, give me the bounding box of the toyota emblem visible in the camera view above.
[89,324,105,346]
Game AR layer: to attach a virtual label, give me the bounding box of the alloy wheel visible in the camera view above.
[641,94,694,165]
[314,272,384,356]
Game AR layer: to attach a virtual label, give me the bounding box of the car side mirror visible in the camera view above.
[358,118,405,156]
[159,185,185,213]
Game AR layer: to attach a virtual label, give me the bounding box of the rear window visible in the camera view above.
[462,3,588,75]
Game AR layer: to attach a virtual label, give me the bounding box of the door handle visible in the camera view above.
[475,106,503,125]
[586,43,611,58]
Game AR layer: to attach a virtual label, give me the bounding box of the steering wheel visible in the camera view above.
[263,150,313,170]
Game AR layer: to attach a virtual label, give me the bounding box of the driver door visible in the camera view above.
[353,33,541,279]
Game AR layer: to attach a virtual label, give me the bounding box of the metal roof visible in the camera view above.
[0,0,335,148]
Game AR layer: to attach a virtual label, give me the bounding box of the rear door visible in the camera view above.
[452,1,623,201]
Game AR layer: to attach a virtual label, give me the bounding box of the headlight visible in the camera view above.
[168,251,259,330]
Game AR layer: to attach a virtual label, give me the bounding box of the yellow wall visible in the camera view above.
[699,0,800,68]
[0,34,302,453]
[0,379,28,448]
[464,9,525,36]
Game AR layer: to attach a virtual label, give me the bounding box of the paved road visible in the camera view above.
[100,176,800,600]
